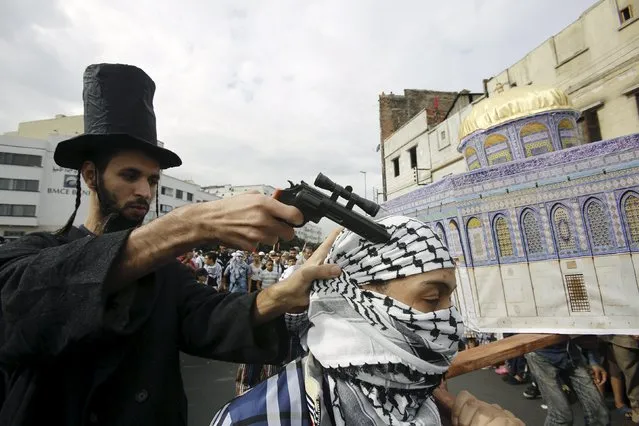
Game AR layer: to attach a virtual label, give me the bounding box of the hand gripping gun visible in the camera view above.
[273,173,391,244]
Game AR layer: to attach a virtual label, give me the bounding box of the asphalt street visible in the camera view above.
[181,353,627,426]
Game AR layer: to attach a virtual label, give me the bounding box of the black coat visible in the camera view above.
[0,227,288,426]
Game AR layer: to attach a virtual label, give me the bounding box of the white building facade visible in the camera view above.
[383,93,478,200]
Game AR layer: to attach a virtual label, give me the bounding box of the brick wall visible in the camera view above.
[378,90,458,143]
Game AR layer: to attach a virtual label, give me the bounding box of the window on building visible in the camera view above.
[175,189,183,199]
[392,157,400,177]
[564,274,590,312]
[0,204,36,217]
[579,108,602,143]
[187,192,193,202]
[522,211,544,255]
[435,222,448,247]
[585,200,612,250]
[0,153,42,167]
[440,130,446,141]
[552,206,577,253]
[408,147,417,169]
[161,186,174,196]
[0,178,39,192]
[467,217,487,263]
[494,216,514,257]
[448,220,464,264]
[623,194,639,245]
[160,204,173,213]
[620,6,633,23]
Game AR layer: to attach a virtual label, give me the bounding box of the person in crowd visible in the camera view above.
[606,335,639,423]
[218,245,232,270]
[181,250,198,271]
[297,245,314,265]
[212,216,524,426]
[224,251,251,293]
[524,338,609,425]
[259,259,280,290]
[204,251,222,288]
[195,268,209,285]
[192,249,204,269]
[0,63,343,425]
[269,250,285,275]
[280,254,301,281]
[289,247,299,262]
[248,254,263,292]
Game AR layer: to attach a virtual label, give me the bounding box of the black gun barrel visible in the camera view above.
[314,173,380,216]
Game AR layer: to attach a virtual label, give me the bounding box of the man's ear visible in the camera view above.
[81,161,98,191]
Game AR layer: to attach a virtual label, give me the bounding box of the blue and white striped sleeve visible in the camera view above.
[209,402,232,426]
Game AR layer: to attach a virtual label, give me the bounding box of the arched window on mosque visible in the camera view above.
[622,193,639,248]
[584,199,612,251]
[521,210,545,255]
[467,217,488,263]
[484,134,512,166]
[552,205,577,254]
[558,118,579,149]
[520,122,553,157]
[448,220,465,264]
[493,215,514,258]
[435,222,448,247]
[465,147,480,171]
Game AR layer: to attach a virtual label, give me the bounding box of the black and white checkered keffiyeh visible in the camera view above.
[306,216,463,426]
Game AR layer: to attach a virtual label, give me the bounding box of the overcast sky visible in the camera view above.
[1,0,596,234]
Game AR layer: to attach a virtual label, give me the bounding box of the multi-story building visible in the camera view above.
[381,0,639,201]
[382,92,481,200]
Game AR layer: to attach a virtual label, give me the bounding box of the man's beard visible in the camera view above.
[96,173,149,234]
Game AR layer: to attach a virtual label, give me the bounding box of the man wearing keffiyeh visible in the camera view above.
[211,216,524,426]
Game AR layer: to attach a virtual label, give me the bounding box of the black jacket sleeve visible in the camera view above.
[175,264,289,364]
[0,230,132,364]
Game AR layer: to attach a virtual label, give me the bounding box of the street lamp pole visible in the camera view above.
[359,171,367,199]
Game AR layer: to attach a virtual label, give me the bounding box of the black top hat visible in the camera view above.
[54,63,182,170]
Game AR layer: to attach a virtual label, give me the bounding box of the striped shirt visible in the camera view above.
[210,360,311,426]
[259,269,280,288]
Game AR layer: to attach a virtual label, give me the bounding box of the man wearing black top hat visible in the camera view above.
[0,64,341,426]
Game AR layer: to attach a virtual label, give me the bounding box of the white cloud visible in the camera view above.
[0,0,597,234]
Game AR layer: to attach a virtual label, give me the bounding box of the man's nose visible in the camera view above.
[135,181,153,200]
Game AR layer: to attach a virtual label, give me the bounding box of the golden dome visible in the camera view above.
[459,86,574,140]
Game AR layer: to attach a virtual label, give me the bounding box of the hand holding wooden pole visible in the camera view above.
[433,333,569,422]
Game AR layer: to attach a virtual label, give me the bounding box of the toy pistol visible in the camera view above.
[273,173,391,244]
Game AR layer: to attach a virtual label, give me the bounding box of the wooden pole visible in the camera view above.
[433,334,569,417]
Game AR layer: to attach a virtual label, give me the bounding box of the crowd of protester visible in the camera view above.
[461,331,639,424]
[177,244,316,395]
[177,244,315,294]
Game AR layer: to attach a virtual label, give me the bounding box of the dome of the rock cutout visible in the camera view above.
[459,86,574,140]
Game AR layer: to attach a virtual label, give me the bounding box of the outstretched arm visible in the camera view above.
[0,194,303,364]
